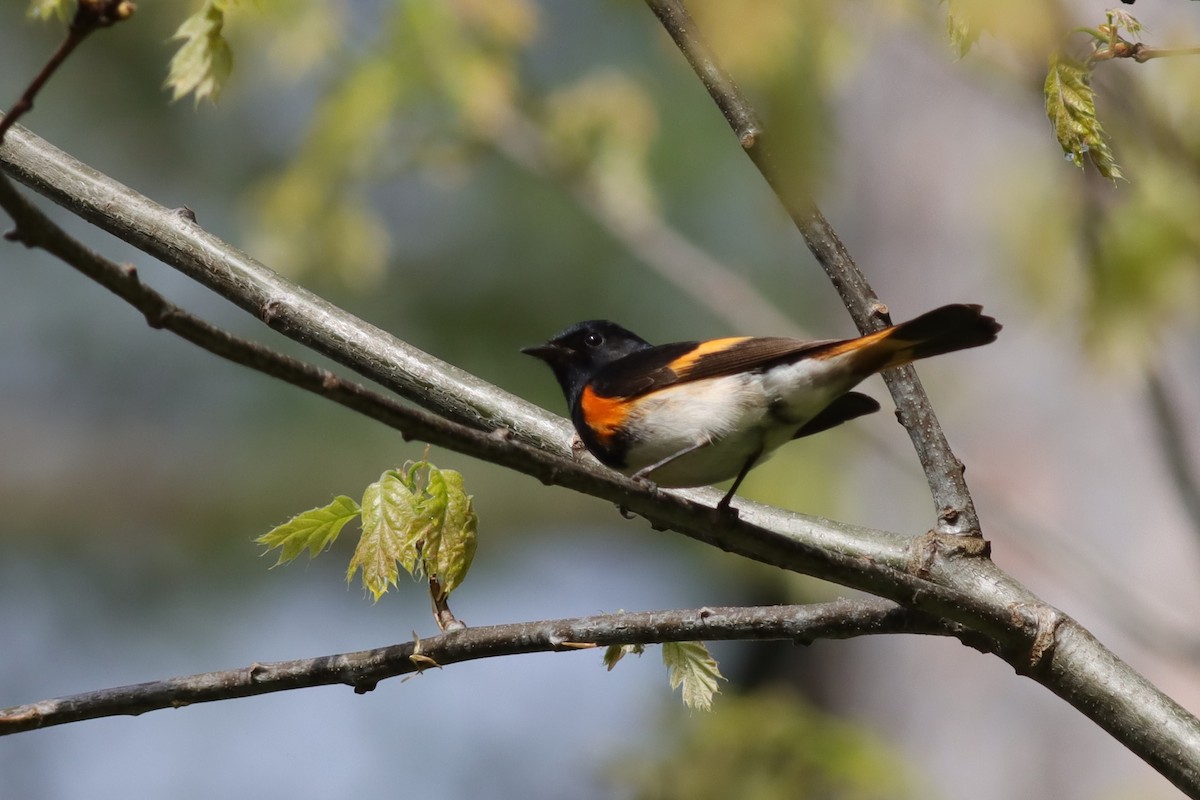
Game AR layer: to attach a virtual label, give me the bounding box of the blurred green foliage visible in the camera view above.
[615,688,926,800]
[115,0,1198,363]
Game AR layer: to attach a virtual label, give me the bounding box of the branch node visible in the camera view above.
[1013,604,1065,674]
[174,205,197,223]
[738,128,759,150]
[143,302,170,330]
[870,301,890,321]
[75,0,137,30]
[4,227,30,245]
[260,299,285,326]
[908,530,991,578]
[352,680,379,695]
[569,433,587,459]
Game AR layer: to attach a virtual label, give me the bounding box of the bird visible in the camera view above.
[522,303,1000,512]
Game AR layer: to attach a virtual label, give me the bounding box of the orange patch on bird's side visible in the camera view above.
[668,337,752,375]
[580,386,630,442]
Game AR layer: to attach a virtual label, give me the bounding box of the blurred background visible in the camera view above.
[2,1,1199,798]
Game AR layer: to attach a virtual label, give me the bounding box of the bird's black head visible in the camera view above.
[522,320,652,403]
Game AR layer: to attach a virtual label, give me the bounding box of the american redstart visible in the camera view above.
[523,303,1000,512]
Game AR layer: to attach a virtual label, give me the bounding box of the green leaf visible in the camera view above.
[349,471,420,601]
[943,0,981,59]
[411,465,449,574]
[1106,9,1143,39]
[166,2,235,103]
[256,495,360,565]
[27,0,69,21]
[603,643,645,671]
[662,641,724,712]
[1044,54,1122,181]
[430,469,477,598]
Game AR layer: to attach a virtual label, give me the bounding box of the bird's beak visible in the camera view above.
[521,343,564,362]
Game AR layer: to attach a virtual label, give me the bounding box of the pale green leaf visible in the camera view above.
[662,641,724,712]
[430,469,477,597]
[603,643,645,671]
[348,471,420,601]
[166,2,234,103]
[1106,9,1143,39]
[412,466,449,573]
[943,0,981,59]
[27,0,69,21]
[1044,54,1122,180]
[256,495,360,565]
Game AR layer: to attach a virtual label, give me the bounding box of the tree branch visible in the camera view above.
[0,599,974,735]
[1089,40,1200,64]
[4,122,1200,795]
[641,0,983,538]
[0,165,997,627]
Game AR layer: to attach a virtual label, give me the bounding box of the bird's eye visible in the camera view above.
[583,332,604,348]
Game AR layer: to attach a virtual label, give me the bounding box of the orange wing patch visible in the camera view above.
[667,337,752,376]
[580,385,631,444]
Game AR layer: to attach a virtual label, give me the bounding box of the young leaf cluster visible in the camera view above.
[1044,54,1121,181]
[166,0,238,103]
[257,459,478,604]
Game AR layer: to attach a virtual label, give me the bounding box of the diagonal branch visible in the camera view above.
[642,0,983,538]
[0,599,975,735]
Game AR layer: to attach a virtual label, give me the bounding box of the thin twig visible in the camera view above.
[1090,40,1200,64]
[0,599,973,735]
[0,0,136,144]
[642,0,984,537]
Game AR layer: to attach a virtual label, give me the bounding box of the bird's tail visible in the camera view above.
[878,303,1001,367]
[817,304,1001,372]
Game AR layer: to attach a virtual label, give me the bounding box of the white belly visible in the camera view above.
[617,358,863,488]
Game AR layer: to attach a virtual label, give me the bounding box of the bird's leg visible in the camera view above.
[630,437,713,486]
[716,447,763,515]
